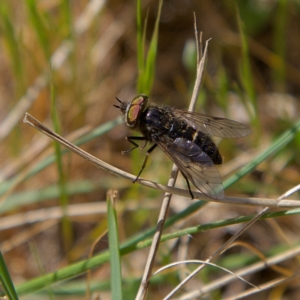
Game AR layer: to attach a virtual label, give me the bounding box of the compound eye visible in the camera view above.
[126,95,147,127]
[127,104,140,126]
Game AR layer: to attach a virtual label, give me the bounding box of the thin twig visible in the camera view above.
[223,274,300,300]
[178,244,300,299]
[164,183,300,298]
[135,26,210,298]
[154,259,256,288]
[194,13,200,66]
[164,208,269,299]
[23,112,300,209]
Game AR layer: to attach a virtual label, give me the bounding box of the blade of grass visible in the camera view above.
[0,3,26,154]
[130,0,163,199]
[60,0,73,39]
[0,252,19,300]
[0,180,116,214]
[142,0,163,94]
[107,190,123,299]
[12,205,300,297]
[236,5,258,127]
[50,85,73,254]
[25,0,51,60]
[29,242,55,299]
[273,0,288,89]
[27,274,164,296]
[0,3,24,91]
[136,0,144,78]
[136,0,163,94]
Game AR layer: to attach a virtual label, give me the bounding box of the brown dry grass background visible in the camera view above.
[1,0,300,299]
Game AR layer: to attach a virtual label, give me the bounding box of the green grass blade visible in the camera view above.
[25,0,51,60]
[143,0,163,94]
[50,85,72,253]
[60,0,73,38]
[236,5,258,125]
[13,204,300,296]
[136,0,144,76]
[136,0,163,94]
[0,180,100,214]
[134,0,163,184]
[273,0,288,88]
[107,191,123,299]
[0,3,25,153]
[0,252,19,300]
[0,3,24,90]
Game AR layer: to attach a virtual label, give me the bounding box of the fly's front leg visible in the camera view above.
[133,143,158,183]
[122,136,147,155]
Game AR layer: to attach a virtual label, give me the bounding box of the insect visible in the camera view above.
[114,94,252,200]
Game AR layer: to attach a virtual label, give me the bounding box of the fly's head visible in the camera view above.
[114,94,148,128]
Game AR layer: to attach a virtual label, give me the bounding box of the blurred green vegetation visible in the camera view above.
[0,0,300,299]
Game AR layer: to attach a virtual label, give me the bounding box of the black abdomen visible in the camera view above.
[193,131,223,164]
[138,106,223,164]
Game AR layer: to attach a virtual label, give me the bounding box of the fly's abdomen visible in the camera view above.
[194,131,223,164]
[169,119,223,164]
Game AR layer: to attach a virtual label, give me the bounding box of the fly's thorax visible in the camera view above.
[138,106,175,139]
[124,95,148,128]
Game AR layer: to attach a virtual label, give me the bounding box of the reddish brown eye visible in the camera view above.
[125,95,148,127]
[131,96,144,106]
[127,104,141,125]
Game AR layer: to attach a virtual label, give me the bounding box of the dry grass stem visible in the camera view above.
[135,29,211,299]
[153,259,255,288]
[222,274,300,300]
[0,220,57,253]
[23,112,300,209]
[165,184,300,298]
[177,244,300,299]
[0,202,107,231]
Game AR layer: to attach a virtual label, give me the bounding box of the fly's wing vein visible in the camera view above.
[157,137,224,200]
[173,110,252,138]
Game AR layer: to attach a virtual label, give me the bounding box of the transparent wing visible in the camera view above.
[172,110,252,138]
[157,137,224,200]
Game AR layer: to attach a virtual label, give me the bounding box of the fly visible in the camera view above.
[114,95,252,200]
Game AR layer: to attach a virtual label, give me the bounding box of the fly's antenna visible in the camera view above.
[115,97,122,103]
[113,97,123,109]
[113,97,127,113]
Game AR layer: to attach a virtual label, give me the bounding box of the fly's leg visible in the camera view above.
[133,144,158,183]
[122,136,147,154]
[181,171,194,199]
[140,139,148,149]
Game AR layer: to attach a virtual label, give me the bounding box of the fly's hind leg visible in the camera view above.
[180,171,194,199]
[133,143,158,183]
[122,136,147,154]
